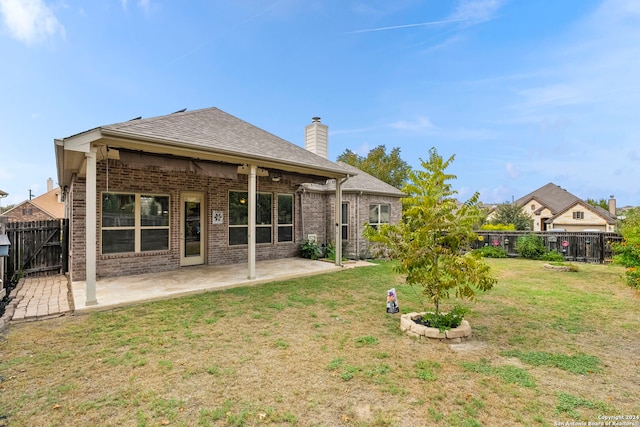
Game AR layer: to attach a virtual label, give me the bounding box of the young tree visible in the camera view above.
[336,145,411,189]
[613,207,640,288]
[364,148,496,313]
[490,203,533,230]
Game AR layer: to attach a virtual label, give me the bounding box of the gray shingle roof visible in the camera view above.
[337,162,404,196]
[514,182,582,214]
[301,162,404,197]
[100,107,349,176]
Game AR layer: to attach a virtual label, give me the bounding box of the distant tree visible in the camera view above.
[490,203,533,230]
[336,145,411,189]
[586,198,609,210]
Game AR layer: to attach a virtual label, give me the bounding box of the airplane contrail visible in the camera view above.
[348,18,466,34]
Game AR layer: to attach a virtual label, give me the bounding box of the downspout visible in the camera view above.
[334,175,350,267]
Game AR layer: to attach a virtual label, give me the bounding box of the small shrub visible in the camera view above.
[419,306,468,332]
[540,250,565,262]
[472,246,508,258]
[480,223,515,231]
[515,234,546,259]
[300,239,321,260]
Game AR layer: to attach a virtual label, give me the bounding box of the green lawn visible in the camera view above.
[0,259,638,426]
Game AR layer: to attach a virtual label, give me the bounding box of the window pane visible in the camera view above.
[369,205,379,223]
[342,202,348,224]
[278,194,293,224]
[141,229,169,251]
[229,227,248,245]
[278,226,293,242]
[342,225,348,241]
[229,192,248,225]
[102,229,135,254]
[102,193,135,227]
[257,193,272,225]
[380,205,390,223]
[141,195,169,226]
[257,226,272,244]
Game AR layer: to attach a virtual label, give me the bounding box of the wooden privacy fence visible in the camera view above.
[3,219,69,284]
[472,230,622,263]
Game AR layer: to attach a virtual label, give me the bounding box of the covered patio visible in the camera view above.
[70,258,373,314]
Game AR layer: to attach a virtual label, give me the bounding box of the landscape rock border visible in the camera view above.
[400,312,472,343]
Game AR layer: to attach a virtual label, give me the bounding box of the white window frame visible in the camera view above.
[341,202,349,240]
[101,192,170,254]
[369,203,390,229]
[277,193,294,243]
[228,190,273,245]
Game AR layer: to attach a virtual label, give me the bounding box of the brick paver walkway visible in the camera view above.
[10,275,72,322]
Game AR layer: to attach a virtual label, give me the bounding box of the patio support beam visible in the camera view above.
[85,148,98,305]
[334,177,345,267]
[247,164,256,279]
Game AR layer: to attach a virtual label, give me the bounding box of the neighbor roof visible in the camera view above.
[514,182,582,214]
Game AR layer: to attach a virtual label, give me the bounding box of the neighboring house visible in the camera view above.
[55,108,403,306]
[0,179,65,222]
[512,183,617,232]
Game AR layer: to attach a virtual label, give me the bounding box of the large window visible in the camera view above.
[229,191,272,245]
[278,194,293,242]
[369,204,390,229]
[102,193,169,254]
[341,202,349,240]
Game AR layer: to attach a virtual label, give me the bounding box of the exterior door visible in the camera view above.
[181,192,205,266]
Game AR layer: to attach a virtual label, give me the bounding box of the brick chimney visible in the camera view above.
[304,117,328,159]
[47,177,54,192]
[608,195,616,216]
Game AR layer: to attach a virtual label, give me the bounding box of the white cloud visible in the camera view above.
[505,162,520,179]
[0,0,65,45]
[389,116,436,131]
[449,0,504,25]
[138,0,150,13]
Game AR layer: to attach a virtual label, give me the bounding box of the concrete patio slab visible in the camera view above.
[71,258,375,314]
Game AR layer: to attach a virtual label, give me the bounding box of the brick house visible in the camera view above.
[55,108,403,306]
[0,179,65,222]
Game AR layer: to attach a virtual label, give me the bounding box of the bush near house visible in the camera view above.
[515,234,547,260]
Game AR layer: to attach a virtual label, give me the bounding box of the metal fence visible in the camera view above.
[472,230,622,263]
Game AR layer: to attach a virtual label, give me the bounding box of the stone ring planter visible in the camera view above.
[400,312,472,343]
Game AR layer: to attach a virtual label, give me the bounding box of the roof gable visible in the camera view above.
[549,200,616,224]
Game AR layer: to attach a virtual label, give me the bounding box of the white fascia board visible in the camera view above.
[63,129,103,153]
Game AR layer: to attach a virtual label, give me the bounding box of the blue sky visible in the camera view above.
[1,0,639,208]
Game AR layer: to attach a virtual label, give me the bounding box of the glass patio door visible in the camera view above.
[180,192,205,266]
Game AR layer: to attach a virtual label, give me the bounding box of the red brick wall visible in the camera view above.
[70,158,305,280]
